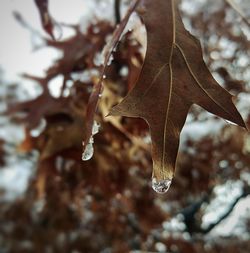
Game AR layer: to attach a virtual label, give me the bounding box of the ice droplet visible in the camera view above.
[82,121,100,161]
[152,178,172,194]
[92,121,100,135]
[82,142,94,161]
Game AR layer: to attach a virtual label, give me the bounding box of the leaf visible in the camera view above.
[109,0,246,182]
[83,0,141,156]
[34,0,57,40]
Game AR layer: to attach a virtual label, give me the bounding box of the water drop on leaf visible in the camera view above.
[152,178,172,194]
[82,143,94,161]
[92,121,100,135]
[82,122,100,162]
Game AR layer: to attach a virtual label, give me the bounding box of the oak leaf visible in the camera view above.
[110,0,246,182]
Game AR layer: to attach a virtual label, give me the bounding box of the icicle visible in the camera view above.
[82,142,94,161]
[92,121,100,135]
[82,121,100,161]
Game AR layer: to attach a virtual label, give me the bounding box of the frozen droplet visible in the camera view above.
[82,143,94,161]
[92,121,100,135]
[152,178,172,194]
[82,121,100,161]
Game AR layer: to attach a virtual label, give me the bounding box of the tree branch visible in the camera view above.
[181,185,250,234]
[202,185,250,233]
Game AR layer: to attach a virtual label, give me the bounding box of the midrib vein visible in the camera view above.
[161,0,176,172]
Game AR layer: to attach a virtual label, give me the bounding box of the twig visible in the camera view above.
[202,185,250,233]
[181,185,250,234]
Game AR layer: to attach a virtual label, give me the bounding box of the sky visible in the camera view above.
[0,0,114,83]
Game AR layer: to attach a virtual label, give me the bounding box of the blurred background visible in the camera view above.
[0,0,250,252]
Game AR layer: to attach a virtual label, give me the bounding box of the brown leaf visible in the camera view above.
[34,0,57,40]
[83,0,141,155]
[110,0,246,182]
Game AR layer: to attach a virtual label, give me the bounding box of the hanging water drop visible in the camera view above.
[92,121,100,135]
[82,142,94,161]
[82,121,100,161]
[152,177,172,194]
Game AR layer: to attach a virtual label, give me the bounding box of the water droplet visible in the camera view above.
[92,121,100,135]
[82,143,94,161]
[82,121,100,161]
[152,178,172,194]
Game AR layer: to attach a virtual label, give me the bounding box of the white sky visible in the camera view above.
[0,0,100,82]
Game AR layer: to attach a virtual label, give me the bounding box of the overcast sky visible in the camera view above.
[0,0,107,82]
